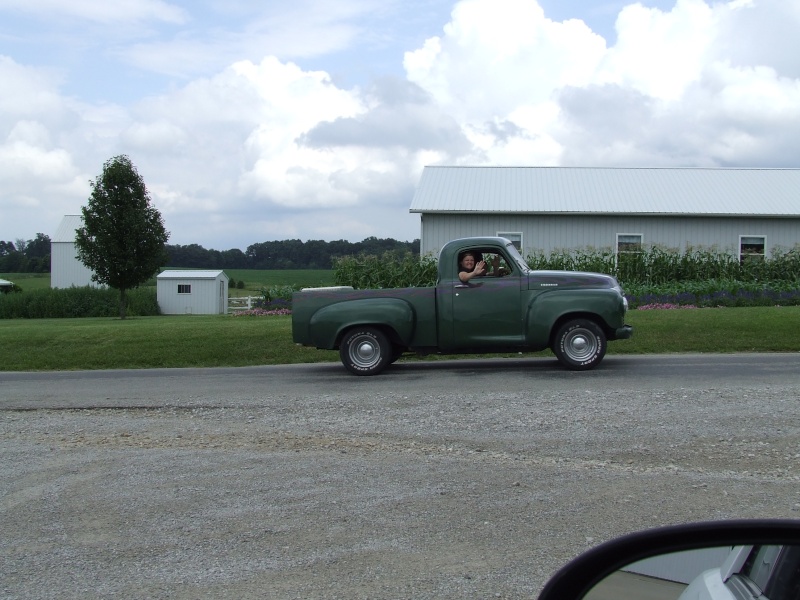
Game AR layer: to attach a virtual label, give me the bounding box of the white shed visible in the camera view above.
[157,270,229,315]
[51,215,98,288]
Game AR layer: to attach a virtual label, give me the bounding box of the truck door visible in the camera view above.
[449,252,524,350]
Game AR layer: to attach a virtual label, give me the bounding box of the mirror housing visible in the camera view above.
[537,519,800,600]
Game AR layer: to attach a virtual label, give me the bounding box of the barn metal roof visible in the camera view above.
[157,270,227,279]
[409,167,800,216]
[53,215,83,242]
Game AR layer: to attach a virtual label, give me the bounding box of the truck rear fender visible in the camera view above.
[309,298,415,349]
[525,290,625,346]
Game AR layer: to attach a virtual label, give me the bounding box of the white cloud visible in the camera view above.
[405,0,606,120]
[120,0,382,79]
[0,57,68,123]
[404,0,800,169]
[596,0,716,100]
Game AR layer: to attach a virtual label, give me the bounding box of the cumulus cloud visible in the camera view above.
[405,0,800,168]
[0,57,70,124]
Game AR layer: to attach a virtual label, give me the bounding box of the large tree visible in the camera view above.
[76,155,169,319]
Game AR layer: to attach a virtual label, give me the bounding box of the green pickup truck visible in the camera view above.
[292,237,632,375]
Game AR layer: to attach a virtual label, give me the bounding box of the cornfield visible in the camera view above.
[527,244,800,286]
[333,251,438,289]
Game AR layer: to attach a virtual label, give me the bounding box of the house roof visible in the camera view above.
[0,278,13,287]
[409,167,800,217]
[157,270,228,280]
[53,215,83,243]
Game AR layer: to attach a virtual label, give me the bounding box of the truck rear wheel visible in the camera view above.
[339,327,391,376]
[553,319,606,371]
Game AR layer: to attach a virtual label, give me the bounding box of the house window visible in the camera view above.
[740,236,766,263]
[178,284,192,294]
[497,232,522,251]
[617,234,643,254]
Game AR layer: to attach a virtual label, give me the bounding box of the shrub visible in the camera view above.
[236,280,245,289]
[0,286,161,319]
[228,278,236,289]
[0,283,23,294]
[253,285,298,312]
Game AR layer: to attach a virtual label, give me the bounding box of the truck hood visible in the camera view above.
[527,270,621,291]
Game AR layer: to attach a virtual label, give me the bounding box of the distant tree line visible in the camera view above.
[1,233,420,273]
[166,237,420,270]
[0,234,51,273]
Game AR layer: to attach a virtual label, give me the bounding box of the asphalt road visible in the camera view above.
[2,354,800,599]
[4,353,800,410]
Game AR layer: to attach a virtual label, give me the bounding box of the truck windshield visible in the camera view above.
[505,242,530,273]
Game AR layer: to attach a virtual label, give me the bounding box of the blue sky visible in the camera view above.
[1,0,798,250]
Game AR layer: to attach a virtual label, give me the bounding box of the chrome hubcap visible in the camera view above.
[564,329,597,361]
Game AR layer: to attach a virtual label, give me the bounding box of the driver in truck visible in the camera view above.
[458,251,487,282]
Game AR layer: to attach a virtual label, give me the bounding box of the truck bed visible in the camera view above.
[292,286,438,349]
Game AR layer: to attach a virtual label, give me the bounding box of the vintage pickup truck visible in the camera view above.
[292,237,632,375]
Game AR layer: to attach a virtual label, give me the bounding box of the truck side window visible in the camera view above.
[484,252,512,277]
[458,249,512,281]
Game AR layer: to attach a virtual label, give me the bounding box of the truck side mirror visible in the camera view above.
[537,519,800,600]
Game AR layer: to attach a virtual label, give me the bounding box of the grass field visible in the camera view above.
[1,306,798,372]
[0,273,51,292]
[224,269,334,297]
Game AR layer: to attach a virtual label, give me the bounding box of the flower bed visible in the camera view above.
[231,308,291,316]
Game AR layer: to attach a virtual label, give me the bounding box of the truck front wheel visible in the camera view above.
[339,327,392,376]
[553,319,606,371]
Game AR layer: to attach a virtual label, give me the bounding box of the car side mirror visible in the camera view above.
[537,519,800,600]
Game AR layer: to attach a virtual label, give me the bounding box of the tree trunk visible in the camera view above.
[119,288,128,320]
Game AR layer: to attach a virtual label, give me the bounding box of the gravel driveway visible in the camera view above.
[2,355,799,599]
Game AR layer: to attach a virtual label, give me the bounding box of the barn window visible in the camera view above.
[497,232,522,251]
[617,234,643,254]
[178,284,192,294]
[740,236,766,264]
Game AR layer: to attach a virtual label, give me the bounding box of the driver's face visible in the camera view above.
[461,255,475,268]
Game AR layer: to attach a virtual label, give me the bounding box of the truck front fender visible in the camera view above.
[525,289,626,345]
[308,298,415,349]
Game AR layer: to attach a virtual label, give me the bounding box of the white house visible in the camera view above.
[410,167,800,259]
[51,215,98,288]
[156,270,229,315]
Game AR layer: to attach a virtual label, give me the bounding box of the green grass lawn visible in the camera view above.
[1,306,798,372]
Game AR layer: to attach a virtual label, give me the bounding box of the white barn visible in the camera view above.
[51,215,98,288]
[156,270,229,315]
[410,167,800,259]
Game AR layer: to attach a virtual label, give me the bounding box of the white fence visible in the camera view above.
[228,296,262,312]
